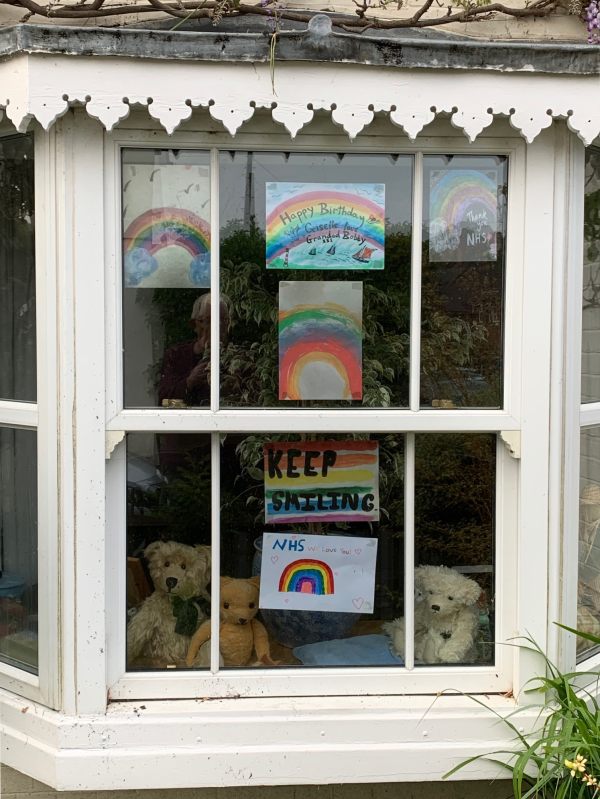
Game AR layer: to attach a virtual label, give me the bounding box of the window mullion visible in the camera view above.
[210,432,221,674]
[210,147,220,414]
[404,432,415,670]
[409,152,423,412]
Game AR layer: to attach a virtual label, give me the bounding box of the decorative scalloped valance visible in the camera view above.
[1,53,600,144]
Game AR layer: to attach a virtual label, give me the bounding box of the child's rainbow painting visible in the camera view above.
[278,559,335,595]
[263,440,379,524]
[279,281,363,401]
[428,168,499,263]
[122,161,211,288]
[266,182,385,270]
[259,532,378,613]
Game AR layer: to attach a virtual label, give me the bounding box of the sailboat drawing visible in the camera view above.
[308,247,317,256]
[352,245,374,263]
[327,245,336,255]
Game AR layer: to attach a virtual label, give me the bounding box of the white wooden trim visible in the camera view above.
[555,131,585,670]
[512,127,557,694]
[403,433,415,670]
[33,122,60,710]
[0,402,37,428]
[63,112,108,715]
[108,409,520,433]
[409,154,422,412]
[3,56,600,145]
[0,687,547,791]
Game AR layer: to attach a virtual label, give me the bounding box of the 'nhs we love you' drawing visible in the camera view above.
[259,532,378,614]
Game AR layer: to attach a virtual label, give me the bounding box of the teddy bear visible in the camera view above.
[127,540,211,668]
[383,565,482,664]
[185,576,278,668]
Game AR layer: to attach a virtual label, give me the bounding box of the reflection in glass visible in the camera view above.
[0,134,36,403]
[125,432,211,671]
[219,152,413,409]
[582,146,600,403]
[578,426,600,660]
[421,156,507,409]
[214,433,405,669]
[414,433,496,666]
[122,149,211,408]
[0,427,37,673]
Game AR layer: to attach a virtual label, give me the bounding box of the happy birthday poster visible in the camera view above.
[122,162,211,288]
[428,168,498,263]
[259,532,378,613]
[266,182,385,270]
[279,281,363,401]
[264,440,379,524]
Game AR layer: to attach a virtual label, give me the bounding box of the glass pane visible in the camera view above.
[126,432,211,671]
[0,135,36,403]
[578,426,600,660]
[219,152,412,409]
[582,146,600,404]
[0,427,38,674]
[421,156,507,409]
[122,149,212,408]
[188,433,404,669]
[413,433,495,666]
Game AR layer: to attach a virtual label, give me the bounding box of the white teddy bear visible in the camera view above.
[383,565,482,664]
[127,540,211,668]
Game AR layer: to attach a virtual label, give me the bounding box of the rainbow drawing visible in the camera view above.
[429,169,498,263]
[266,183,385,270]
[279,281,362,401]
[264,440,379,524]
[123,206,211,287]
[278,559,335,595]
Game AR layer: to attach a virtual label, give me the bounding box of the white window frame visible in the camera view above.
[102,123,530,701]
[0,124,60,709]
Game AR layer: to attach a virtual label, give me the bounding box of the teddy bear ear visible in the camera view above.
[194,544,211,568]
[144,540,165,560]
[220,576,233,589]
[247,576,261,590]
[464,580,482,605]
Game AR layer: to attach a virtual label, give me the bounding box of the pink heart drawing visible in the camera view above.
[271,554,279,564]
[284,597,290,603]
[354,548,362,556]
[352,597,364,610]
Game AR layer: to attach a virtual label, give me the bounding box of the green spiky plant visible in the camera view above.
[445,628,600,799]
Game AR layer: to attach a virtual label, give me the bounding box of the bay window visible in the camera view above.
[105,133,520,699]
[0,34,594,789]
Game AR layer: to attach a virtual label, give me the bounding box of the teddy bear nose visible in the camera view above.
[238,618,247,625]
[431,604,440,612]
[166,577,178,590]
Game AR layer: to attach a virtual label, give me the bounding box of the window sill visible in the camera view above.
[1,687,528,790]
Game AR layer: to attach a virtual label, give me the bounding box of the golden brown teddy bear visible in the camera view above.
[185,576,277,668]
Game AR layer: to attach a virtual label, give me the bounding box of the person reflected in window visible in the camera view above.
[158,293,230,408]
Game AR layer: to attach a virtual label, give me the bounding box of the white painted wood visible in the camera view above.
[0,401,37,428]
[403,433,415,670]
[108,408,521,432]
[33,123,60,711]
[0,686,548,791]
[65,111,108,715]
[409,153,422,412]
[512,127,557,695]
[2,56,600,145]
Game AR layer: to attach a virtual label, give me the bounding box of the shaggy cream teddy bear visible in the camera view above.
[127,540,211,668]
[383,565,482,664]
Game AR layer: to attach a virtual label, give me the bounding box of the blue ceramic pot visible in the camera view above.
[252,536,360,648]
